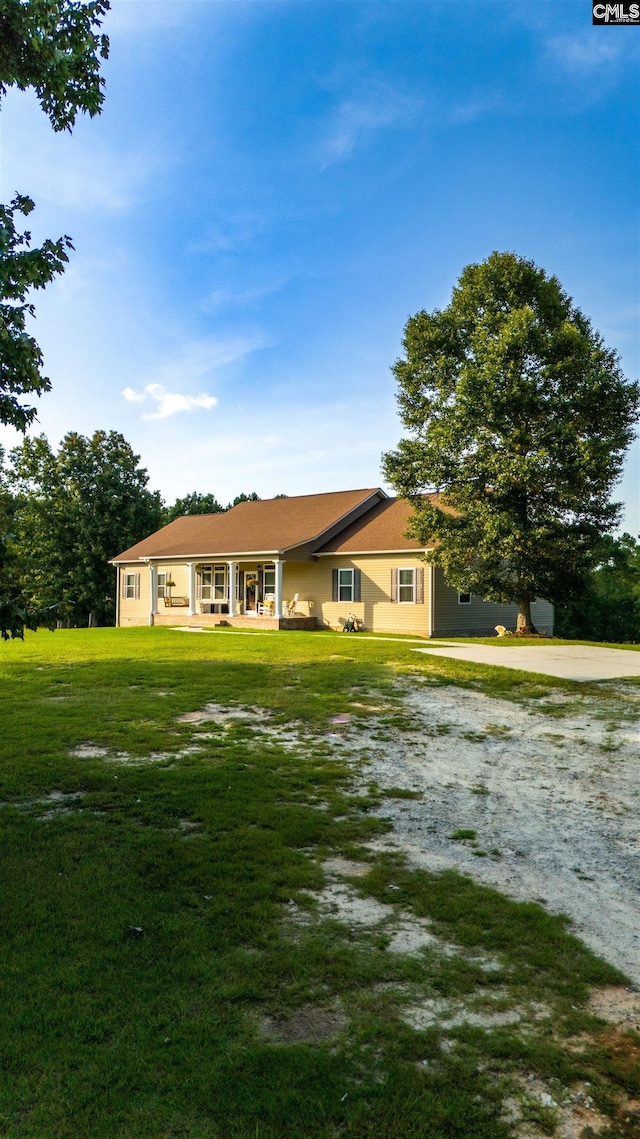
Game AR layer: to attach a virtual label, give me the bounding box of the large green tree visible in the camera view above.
[10,431,163,627]
[383,252,639,633]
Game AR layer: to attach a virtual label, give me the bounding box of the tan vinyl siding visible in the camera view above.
[432,567,554,636]
[284,556,432,635]
[118,564,150,626]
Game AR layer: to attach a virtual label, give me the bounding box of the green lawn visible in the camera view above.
[0,627,637,1138]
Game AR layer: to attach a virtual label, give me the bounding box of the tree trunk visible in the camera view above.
[516,598,538,635]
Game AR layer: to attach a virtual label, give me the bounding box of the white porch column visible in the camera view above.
[149,562,157,626]
[115,566,121,628]
[228,561,237,616]
[274,561,283,619]
[188,562,196,616]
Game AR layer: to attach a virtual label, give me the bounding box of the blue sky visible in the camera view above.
[1,0,638,527]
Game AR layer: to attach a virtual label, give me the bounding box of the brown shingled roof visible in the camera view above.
[112,488,383,562]
[317,495,440,553]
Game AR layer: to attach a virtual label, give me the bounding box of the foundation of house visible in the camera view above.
[146,612,318,631]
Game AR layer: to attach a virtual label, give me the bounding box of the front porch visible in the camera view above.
[144,557,307,625]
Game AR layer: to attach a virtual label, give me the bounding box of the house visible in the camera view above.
[111,487,553,636]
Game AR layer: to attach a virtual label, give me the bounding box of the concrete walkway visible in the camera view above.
[413,642,640,681]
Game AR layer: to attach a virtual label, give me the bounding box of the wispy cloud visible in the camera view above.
[122,383,217,420]
[449,96,501,126]
[546,32,627,69]
[142,336,264,389]
[188,212,269,255]
[317,82,423,168]
[0,91,163,212]
[201,280,286,312]
[105,0,199,36]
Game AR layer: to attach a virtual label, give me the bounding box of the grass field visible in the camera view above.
[1,627,638,1138]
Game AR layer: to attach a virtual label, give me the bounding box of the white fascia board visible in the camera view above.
[111,550,282,564]
[314,548,431,557]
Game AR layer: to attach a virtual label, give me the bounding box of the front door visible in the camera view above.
[245,571,259,613]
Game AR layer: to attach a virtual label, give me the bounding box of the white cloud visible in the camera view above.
[122,383,218,419]
[317,82,423,168]
[121,335,264,421]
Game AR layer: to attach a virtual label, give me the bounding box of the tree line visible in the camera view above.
[0,430,272,633]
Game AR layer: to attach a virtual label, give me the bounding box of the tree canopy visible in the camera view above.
[164,492,225,525]
[555,533,640,643]
[382,251,639,632]
[9,430,163,628]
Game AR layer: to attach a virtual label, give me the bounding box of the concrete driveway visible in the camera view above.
[413,642,640,681]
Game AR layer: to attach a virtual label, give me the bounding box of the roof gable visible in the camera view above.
[317,495,442,553]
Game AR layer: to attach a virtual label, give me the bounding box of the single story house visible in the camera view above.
[111,487,553,636]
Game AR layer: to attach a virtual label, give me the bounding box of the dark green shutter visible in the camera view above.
[332,568,338,601]
[354,568,361,602]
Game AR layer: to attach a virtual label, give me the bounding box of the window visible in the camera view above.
[391,567,423,604]
[338,568,354,602]
[200,566,212,600]
[157,572,166,598]
[213,565,226,600]
[332,567,361,602]
[263,563,276,592]
[398,568,415,603]
[458,592,471,605]
[124,573,138,600]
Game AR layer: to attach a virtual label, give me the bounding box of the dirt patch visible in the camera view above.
[403,996,524,1031]
[259,1005,348,1044]
[177,703,269,725]
[588,985,640,1029]
[505,1075,612,1138]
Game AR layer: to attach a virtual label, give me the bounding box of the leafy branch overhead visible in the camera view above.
[0,0,110,131]
[383,252,640,632]
[0,195,72,431]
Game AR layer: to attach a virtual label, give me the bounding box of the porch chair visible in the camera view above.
[258,593,275,616]
[285,593,299,617]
